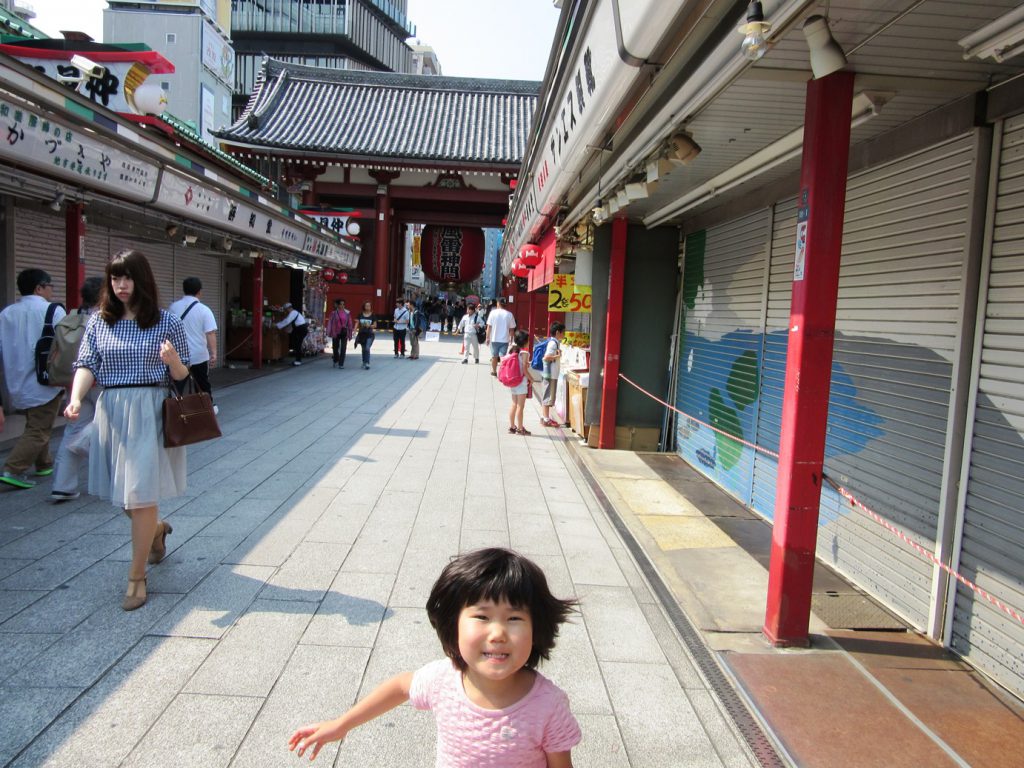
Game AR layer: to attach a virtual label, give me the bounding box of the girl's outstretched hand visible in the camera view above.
[288,720,344,761]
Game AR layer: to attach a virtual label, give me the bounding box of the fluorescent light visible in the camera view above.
[643,92,886,227]
[960,6,1024,63]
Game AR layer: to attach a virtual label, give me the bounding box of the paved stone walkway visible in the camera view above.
[0,337,757,768]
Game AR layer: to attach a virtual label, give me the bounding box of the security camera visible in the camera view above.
[70,55,106,80]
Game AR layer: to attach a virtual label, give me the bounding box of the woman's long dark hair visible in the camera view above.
[99,249,160,328]
[361,301,373,315]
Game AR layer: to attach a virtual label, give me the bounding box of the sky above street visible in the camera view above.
[28,0,560,81]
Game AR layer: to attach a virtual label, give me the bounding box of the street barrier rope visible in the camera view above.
[617,372,1024,629]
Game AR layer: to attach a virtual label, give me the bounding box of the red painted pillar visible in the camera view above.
[598,218,627,449]
[764,71,855,646]
[65,203,85,308]
[251,256,264,370]
[527,285,536,345]
[373,190,390,316]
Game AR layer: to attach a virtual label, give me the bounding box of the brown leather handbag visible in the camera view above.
[163,375,221,447]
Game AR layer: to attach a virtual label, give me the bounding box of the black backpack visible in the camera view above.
[35,302,65,386]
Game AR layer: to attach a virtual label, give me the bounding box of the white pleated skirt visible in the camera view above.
[89,387,187,509]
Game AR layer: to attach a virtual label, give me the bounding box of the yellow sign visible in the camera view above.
[565,331,591,347]
[412,235,422,267]
[548,275,592,313]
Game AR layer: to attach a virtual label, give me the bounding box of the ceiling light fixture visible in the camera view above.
[803,15,847,79]
[959,6,1024,63]
[48,191,65,212]
[738,1,771,61]
[165,223,180,238]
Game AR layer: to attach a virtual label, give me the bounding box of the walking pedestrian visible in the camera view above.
[393,298,410,357]
[0,268,66,489]
[64,250,190,611]
[169,277,218,404]
[276,302,308,366]
[456,303,482,364]
[540,322,566,428]
[407,300,424,360]
[50,276,103,501]
[325,299,353,368]
[289,547,580,765]
[485,297,516,377]
[354,301,376,369]
[446,302,457,335]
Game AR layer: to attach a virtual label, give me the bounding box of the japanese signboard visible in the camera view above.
[201,20,235,86]
[547,275,593,313]
[0,98,158,202]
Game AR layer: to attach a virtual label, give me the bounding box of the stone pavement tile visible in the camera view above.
[335,701,437,766]
[8,592,180,688]
[554,516,630,587]
[574,713,630,766]
[389,547,454,608]
[361,638,441,696]
[508,511,563,556]
[248,470,322,502]
[0,685,83,766]
[342,519,414,575]
[149,563,275,639]
[461,528,510,551]
[120,692,263,768]
[639,601,708,691]
[100,513,213,563]
[0,632,60,684]
[198,498,281,539]
[170,489,248,517]
[146,535,239,594]
[0,588,45,624]
[260,541,350,603]
[0,508,65,541]
[222,512,314,567]
[229,644,373,768]
[0,533,126,590]
[0,558,32,580]
[0,511,115,561]
[0,559,123,633]
[185,599,314,697]
[316,456,370,488]
[579,584,667,664]
[365,605,436,653]
[407,513,461,553]
[686,689,757,767]
[304,505,374,545]
[525,553,577,601]
[301,571,393,648]
[545,499,596,519]
[461,502,508,532]
[602,660,726,768]
[542,619,614,716]
[610,543,658,606]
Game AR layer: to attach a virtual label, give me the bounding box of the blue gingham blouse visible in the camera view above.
[75,310,190,387]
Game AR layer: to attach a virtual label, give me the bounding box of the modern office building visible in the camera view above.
[231,0,416,116]
[103,1,234,146]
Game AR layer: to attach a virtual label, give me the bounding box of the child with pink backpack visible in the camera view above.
[498,330,531,435]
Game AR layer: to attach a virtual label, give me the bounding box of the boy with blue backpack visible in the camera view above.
[538,322,565,427]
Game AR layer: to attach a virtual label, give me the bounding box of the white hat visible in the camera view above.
[282,302,292,309]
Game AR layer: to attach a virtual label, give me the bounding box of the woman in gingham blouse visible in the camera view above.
[65,250,191,612]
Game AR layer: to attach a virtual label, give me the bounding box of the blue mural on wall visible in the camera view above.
[676,328,886,517]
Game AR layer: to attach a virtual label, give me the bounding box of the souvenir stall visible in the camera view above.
[301,269,328,356]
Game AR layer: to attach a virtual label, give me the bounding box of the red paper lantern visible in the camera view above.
[510,258,529,278]
[322,268,336,281]
[420,225,485,284]
[338,271,349,284]
[519,243,542,268]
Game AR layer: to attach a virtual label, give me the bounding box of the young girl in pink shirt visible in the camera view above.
[289,548,581,766]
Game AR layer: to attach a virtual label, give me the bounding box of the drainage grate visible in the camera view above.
[567,447,790,768]
[811,592,906,631]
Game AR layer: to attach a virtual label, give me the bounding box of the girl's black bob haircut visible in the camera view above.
[426,548,578,672]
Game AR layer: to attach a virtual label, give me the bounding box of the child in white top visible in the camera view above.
[289,548,581,767]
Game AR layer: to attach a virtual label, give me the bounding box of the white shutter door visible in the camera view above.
[953,116,1024,698]
[14,206,67,305]
[172,247,224,362]
[675,209,770,504]
[751,135,976,629]
[104,233,176,309]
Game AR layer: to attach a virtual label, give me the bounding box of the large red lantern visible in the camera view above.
[337,271,349,284]
[519,243,542,268]
[420,225,485,285]
[510,258,529,278]
[322,268,336,281]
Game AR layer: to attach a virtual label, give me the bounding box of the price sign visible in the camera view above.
[564,331,591,347]
[547,274,574,312]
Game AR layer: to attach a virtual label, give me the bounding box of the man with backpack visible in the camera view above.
[169,277,219,401]
[0,269,66,489]
[539,322,565,427]
[49,276,102,501]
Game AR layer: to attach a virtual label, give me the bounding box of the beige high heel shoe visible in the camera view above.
[148,521,173,564]
[122,577,147,611]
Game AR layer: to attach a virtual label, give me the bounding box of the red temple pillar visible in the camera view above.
[370,171,399,315]
[251,256,264,370]
[764,71,855,646]
[599,218,627,449]
[65,203,85,308]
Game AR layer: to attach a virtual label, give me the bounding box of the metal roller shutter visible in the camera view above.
[952,116,1024,697]
[172,247,224,362]
[752,134,977,629]
[104,233,176,309]
[675,208,770,504]
[14,205,67,305]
